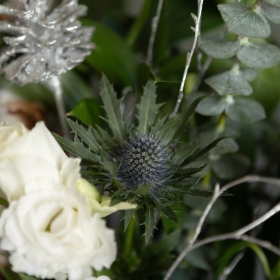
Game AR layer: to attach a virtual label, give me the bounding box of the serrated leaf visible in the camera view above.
[261,3,280,23]
[186,189,233,197]
[212,154,250,179]
[218,4,271,38]
[137,80,162,134]
[66,118,99,153]
[67,98,101,127]
[196,96,226,116]
[237,42,280,69]
[124,209,136,231]
[53,133,101,163]
[100,75,125,143]
[265,0,280,7]
[205,70,253,96]
[200,39,239,59]
[225,97,266,123]
[145,203,155,244]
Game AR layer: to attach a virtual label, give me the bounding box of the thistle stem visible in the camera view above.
[123,216,136,257]
[48,76,70,138]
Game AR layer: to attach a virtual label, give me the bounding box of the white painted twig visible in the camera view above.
[169,0,204,119]
[163,176,280,280]
[146,0,163,65]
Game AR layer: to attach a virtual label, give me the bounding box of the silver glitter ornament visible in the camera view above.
[0,0,94,85]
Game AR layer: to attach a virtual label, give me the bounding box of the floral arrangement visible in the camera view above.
[0,0,280,280]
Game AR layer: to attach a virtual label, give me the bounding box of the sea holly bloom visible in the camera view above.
[55,75,223,242]
[0,0,94,85]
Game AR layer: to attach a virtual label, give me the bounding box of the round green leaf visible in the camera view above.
[261,3,280,23]
[205,70,253,96]
[196,96,226,116]
[265,0,280,7]
[242,68,258,81]
[212,154,250,179]
[200,39,239,59]
[225,97,266,123]
[211,139,239,156]
[218,4,271,38]
[237,43,280,69]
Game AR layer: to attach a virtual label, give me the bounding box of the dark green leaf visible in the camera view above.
[0,196,8,208]
[82,19,137,86]
[196,96,226,116]
[211,139,239,156]
[66,118,99,153]
[67,98,101,127]
[145,203,155,244]
[0,266,21,280]
[200,39,239,59]
[19,274,39,280]
[100,75,125,143]
[225,97,266,123]
[237,42,280,69]
[218,4,271,38]
[186,189,232,197]
[212,154,250,179]
[137,80,162,134]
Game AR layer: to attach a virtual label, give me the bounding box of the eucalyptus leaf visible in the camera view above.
[265,0,280,7]
[237,43,280,69]
[242,68,258,81]
[212,154,250,179]
[211,138,239,156]
[200,39,239,59]
[205,70,253,96]
[137,80,162,134]
[67,98,101,127]
[100,75,125,143]
[196,96,226,116]
[218,4,271,38]
[261,3,280,23]
[225,97,266,123]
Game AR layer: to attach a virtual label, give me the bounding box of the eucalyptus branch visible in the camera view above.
[169,0,205,119]
[163,175,280,280]
[146,0,163,65]
[218,250,245,280]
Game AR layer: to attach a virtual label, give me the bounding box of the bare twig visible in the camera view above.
[196,0,202,72]
[218,250,245,280]
[163,175,280,280]
[146,0,163,65]
[169,0,205,118]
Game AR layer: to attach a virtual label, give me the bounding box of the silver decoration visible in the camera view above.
[0,0,95,136]
[0,0,94,85]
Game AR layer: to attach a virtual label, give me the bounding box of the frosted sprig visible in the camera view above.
[0,0,94,85]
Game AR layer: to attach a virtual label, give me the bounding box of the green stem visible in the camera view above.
[216,113,226,134]
[123,216,136,257]
[126,0,152,47]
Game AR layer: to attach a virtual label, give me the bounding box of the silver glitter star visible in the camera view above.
[0,0,94,85]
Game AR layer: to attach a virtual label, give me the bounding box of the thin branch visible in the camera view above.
[163,175,280,280]
[196,0,202,72]
[218,250,245,280]
[169,0,204,118]
[146,0,163,66]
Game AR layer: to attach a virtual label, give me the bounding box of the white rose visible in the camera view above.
[0,122,80,201]
[0,178,117,280]
[0,122,28,153]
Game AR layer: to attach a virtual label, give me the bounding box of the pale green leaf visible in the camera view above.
[261,3,280,23]
[66,118,99,153]
[137,80,162,134]
[242,68,258,81]
[205,70,253,96]
[145,203,155,244]
[200,39,239,59]
[265,0,280,7]
[237,42,280,69]
[225,97,266,123]
[100,75,125,143]
[218,3,271,38]
[196,96,226,116]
